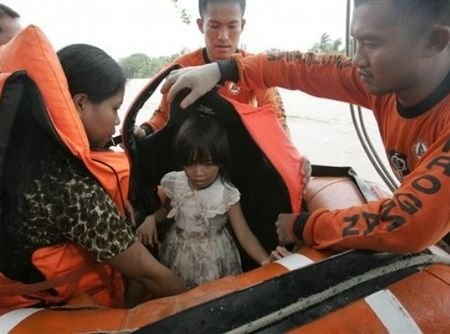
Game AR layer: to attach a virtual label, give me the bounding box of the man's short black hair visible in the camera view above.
[0,4,19,18]
[354,0,450,29]
[199,0,246,17]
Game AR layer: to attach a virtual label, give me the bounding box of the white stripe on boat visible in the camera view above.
[275,253,313,271]
[428,245,450,260]
[365,289,422,333]
[0,308,42,333]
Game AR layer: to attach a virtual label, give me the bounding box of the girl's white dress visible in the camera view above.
[159,171,242,289]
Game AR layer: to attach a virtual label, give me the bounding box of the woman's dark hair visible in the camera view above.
[57,44,126,104]
[5,44,125,208]
[175,115,232,183]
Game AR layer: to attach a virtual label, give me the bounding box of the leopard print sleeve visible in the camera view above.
[64,172,137,262]
[9,149,137,282]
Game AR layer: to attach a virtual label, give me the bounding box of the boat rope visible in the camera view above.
[226,253,450,334]
[79,329,138,334]
[349,104,399,192]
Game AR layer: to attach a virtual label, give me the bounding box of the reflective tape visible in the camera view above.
[275,253,314,271]
[428,245,450,260]
[365,290,422,333]
[0,308,42,333]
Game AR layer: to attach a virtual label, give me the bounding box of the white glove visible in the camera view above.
[161,63,221,109]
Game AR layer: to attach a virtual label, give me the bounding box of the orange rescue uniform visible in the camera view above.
[231,52,450,253]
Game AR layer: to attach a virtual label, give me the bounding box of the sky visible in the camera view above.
[12,0,349,60]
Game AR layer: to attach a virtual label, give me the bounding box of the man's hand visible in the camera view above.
[160,63,221,109]
[133,126,146,138]
[275,213,300,245]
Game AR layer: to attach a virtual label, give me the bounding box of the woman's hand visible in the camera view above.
[136,214,159,247]
[109,242,186,299]
[261,246,293,265]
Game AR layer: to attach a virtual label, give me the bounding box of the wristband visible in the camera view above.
[292,213,310,240]
[216,59,239,85]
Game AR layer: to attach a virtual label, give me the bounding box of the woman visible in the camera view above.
[1,43,185,308]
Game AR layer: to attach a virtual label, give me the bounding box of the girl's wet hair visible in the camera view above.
[175,115,231,181]
[57,44,126,104]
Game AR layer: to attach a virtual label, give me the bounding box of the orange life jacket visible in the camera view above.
[0,26,130,308]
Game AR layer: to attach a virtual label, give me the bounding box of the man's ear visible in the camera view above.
[197,18,204,34]
[241,18,246,31]
[72,93,88,114]
[424,25,450,57]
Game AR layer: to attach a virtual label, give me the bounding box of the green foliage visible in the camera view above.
[309,33,345,54]
[118,53,179,78]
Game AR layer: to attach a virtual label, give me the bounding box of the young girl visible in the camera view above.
[137,115,279,288]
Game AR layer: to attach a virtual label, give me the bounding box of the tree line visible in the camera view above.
[118,33,344,79]
[118,53,179,79]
